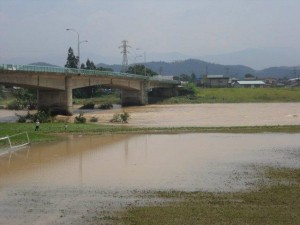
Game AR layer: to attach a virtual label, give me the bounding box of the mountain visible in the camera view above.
[98,59,297,79]
[201,47,300,70]
[29,62,59,67]
[29,59,298,80]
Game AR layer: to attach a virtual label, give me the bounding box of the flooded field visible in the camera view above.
[0,133,299,224]
[0,103,300,224]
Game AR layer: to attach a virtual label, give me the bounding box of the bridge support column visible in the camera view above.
[148,87,178,103]
[37,76,73,115]
[150,87,178,97]
[121,81,148,106]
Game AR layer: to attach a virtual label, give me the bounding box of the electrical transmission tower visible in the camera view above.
[119,40,130,72]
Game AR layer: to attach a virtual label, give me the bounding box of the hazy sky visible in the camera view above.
[1,0,300,67]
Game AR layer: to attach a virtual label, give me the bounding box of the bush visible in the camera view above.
[7,100,23,110]
[75,113,86,123]
[110,112,130,123]
[89,116,98,122]
[80,102,95,109]
[16,110,50,123]
[98,103,113,110]
[182,82,197,96]
[33,110,50,123]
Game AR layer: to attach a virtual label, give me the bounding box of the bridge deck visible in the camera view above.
[0,64,180,85]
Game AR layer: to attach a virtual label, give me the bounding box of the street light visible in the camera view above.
[66,28,88,69]
[136,48,147,76]
[134,54,143,74]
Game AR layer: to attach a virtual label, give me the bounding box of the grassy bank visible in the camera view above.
[115,167,300,225]
[160,88,300,104]
[1,122,300,145]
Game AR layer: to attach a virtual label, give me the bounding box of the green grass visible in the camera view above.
[160,88,300,104]
[116,167,300,225]
[1,123,300,145]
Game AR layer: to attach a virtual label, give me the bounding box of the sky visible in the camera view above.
[1,0,300,69]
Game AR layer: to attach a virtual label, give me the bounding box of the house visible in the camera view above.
[204,75,229,88]
[287,78,300,87]
[235,80,265,88]
[264,78,277,87]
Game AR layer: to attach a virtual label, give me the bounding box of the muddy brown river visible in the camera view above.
[0,103,300,224]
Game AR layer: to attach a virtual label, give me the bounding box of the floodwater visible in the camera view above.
[76,103,300,127]
[1,133,299,191]
[0,133,299,225]
[1,103,300,224]
[1,103,300,126]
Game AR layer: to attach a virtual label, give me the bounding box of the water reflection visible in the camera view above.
[0,133,299,191]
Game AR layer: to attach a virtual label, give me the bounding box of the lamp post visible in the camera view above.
[66,28,88,69]
[134,54,143,74]
[136,48,147,76]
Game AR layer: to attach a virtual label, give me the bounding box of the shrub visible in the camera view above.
[98,103,113,110]
[110,112,130,123]
[183,82,197,96]
[75,113,86,123]
[16,110,50,123]
[7,100,23,110]
[33,110,50,123]
[79,102,95,109]
[120,112,130,122]
[89,116,98,122]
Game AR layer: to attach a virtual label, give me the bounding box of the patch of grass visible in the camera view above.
[117,167,300,225]
[1,123,300,145]
[160,88,300,104]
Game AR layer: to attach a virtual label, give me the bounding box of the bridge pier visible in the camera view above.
[37,76,73,115]
[121,81,148,106]
[155,87,178,97]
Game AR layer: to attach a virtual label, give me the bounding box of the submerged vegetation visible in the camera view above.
[113,167,300,225]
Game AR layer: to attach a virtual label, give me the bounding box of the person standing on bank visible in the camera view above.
[35,119,40,131]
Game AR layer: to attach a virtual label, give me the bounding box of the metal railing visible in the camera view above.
[0,64,180,85]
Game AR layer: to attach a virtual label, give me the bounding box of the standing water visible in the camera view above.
[1,133,299,191]
[0,133,299,225]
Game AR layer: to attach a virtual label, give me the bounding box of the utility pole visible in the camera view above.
[119,40,130,72]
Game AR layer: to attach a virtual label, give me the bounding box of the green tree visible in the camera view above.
[191,73,196,82]
[126,64,158,77]
[97,67,113,72]
[85,59,96,70]
[179,74,191,82]
[244,73,256,79]
[65,47,78,68]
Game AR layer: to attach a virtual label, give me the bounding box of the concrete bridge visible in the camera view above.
[0,64,180,114]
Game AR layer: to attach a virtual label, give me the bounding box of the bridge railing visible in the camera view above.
[1,64,180,85]
[0,64,147,78]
